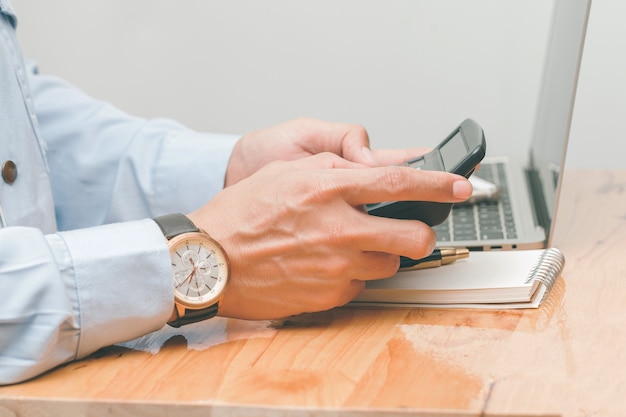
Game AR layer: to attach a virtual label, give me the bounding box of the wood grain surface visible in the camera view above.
[1,169,625,417]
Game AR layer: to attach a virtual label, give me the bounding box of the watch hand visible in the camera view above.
[176,264,198,289]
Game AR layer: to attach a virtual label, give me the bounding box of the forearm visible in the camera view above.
[28,64,239,230]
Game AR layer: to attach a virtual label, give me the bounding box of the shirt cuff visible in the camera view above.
[48,218,173,359]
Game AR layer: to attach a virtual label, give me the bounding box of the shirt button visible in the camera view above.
[2,160,17,184]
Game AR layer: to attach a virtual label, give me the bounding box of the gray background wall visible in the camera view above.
[12,0,626,168]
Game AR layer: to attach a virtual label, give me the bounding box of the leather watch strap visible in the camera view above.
[153,213,198,238]
[168,303,219,328]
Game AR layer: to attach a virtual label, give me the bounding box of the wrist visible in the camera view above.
[224,136,246,187]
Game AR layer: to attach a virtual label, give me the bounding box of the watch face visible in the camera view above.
[168,232,229,309]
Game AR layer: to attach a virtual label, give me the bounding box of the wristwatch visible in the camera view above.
[153,213,230,328]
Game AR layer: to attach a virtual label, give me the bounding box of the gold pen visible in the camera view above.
[399,247,470,271]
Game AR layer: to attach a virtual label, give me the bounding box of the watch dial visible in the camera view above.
[169,233,229,308]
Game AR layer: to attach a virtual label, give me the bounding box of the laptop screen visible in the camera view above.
[528,0,591,245]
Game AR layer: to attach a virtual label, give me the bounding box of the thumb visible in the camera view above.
[340,130,379,167]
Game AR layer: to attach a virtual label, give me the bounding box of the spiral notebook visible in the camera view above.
[351,248,564,309]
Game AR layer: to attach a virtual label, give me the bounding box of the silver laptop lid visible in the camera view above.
[528,0,591,246]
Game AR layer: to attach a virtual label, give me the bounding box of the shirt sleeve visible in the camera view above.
[26,62,240,231]
[0,219,173,385]
[0,64,240,385]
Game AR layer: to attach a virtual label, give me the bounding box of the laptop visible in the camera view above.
[433,0,591,251]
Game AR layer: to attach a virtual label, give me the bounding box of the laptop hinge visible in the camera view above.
[525,167,550,245]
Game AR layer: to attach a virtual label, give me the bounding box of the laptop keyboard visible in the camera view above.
[434,163,518,242]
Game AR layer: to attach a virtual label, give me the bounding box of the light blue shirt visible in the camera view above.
[0,1,239,384]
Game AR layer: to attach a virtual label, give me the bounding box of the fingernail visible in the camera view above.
[453,179,473,199]
[361,147,377,166]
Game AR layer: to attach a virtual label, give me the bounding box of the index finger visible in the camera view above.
[338,166,473,206]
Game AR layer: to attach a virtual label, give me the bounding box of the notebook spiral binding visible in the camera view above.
[524,247,565,292]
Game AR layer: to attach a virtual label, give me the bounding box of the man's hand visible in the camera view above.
[189,152,472,320]
[224,117,429,186]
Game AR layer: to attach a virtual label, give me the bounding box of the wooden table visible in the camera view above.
[1,169,625,417]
